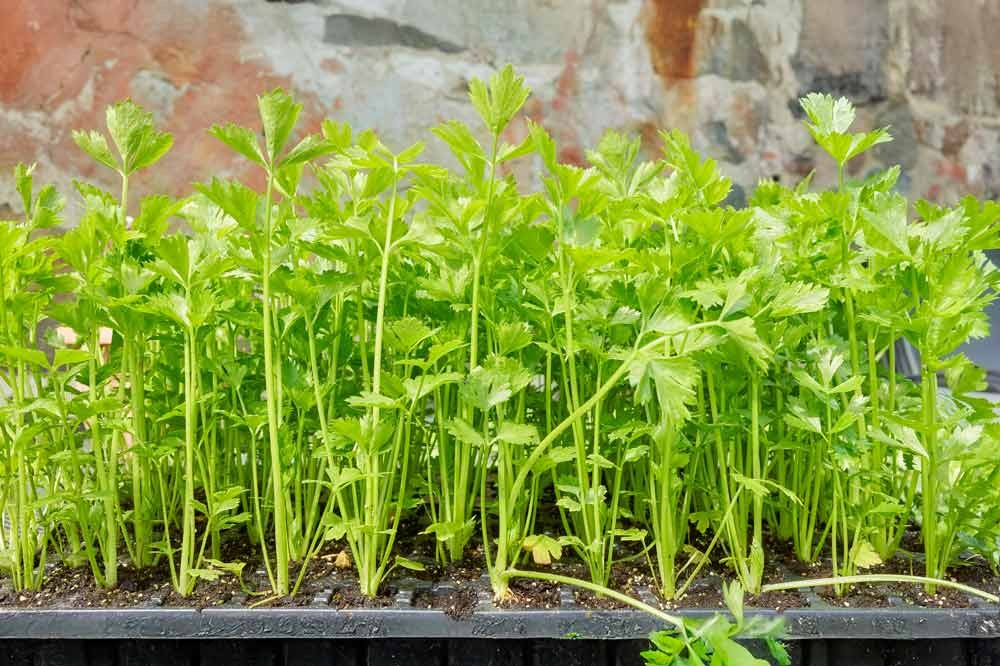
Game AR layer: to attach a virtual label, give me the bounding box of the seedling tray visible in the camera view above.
[2,577,999,665]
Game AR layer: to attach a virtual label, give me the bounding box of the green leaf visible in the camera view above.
[105,100,173,174]
[722,580,745,625]
[529,120,558,171]
[852,541,883,569]
[210,123,265,166]
[422,519,475,543]
[942,353,987,396]
[770,281,829,317]
[497,134,535,164]
[586,452,617,470]
[800,93,855,136]
[53,349,92,367]
[134,194,183,242]
[495,422,539,445]
[712,635,770,666]
[766,638,792,666]
[830,375,863,394]
[556,496,582,512]
[194,179,259,230]
[280,134,334,168]
[783,401,823,435]
[447,418,485,448]
[732,472,770,498]
[469,64,531,136]
[0,346,48,367]
[719,317,772,368]
[394,555,426,572]
[403,371,463,403]
[800,93,891,165]
[396,141,425,165]
[432,120,485,175]
[14,162,33,213]
[258,88,301,164]
[614,528,647,542]
[863,192,910,256]
[188,568,223,582]
[522,534,561,565]
[73,130,119,172]
[346,391,400,410]
[151,233,192,287]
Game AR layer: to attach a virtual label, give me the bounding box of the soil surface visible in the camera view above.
[1,523,997,613]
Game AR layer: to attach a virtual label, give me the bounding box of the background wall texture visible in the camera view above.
[1,0,998,217]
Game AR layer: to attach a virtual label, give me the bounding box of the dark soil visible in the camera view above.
[413,587,479,620]
[330,583,396,609]
[2,523,997,613]
[496,578,560,609]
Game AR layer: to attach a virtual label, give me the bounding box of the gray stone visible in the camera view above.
[324,14,464,53]
[705,120,746,164]
[792,0,889,103]
[696,15,771,83]
[394,0,595,64]
[873,102,917,172]
[906,1,1000,116]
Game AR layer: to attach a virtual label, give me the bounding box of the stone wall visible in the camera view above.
[2,0,998,218]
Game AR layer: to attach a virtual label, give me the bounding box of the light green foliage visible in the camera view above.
[800,92,891,167]
[1,70,999,666]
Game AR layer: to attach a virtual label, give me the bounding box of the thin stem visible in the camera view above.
[763,575,998,603]
[262,170,289,595]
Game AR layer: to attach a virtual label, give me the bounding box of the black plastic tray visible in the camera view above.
[1,576,999,665]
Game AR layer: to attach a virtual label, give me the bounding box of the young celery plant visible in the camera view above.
[146,223,245,595]
[861,190,1000,590]
[0,164,65,591]
[104,195,181,568]
[799,94,904,561]
[659,132,775,594]
[330,138,445,597]
[419,65,533,564]
[70,101,174,584]
[520,124,654,588]
[54,188,134,588]
[203,89,334,595]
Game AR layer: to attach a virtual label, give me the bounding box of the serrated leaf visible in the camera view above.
[770,281,829,318]
[73,130,119,172]
[469,64,531,136]
[853,541,883,569]
[195,178,259,230]
[556,496,582,512]
[447,417,485,448]
[496,422,539,445]
[800,93,856,136]
[719,317,772,369]
[105,100,173,174]
[522,534,561,565]
[258,88,301,164]
[346,391,400,410]
[280,133,334,168]
[403,371,463,403]
[210,123,265,166]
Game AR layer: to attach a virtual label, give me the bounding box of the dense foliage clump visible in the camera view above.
[2,68,999,662]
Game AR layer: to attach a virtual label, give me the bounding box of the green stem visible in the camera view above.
[262,171,289,595]
[763,575,997,603]
[506,569,687,630]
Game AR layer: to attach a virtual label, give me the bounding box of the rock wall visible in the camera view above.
[2,0,998,218]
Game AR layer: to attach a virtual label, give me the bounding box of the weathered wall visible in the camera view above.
[1,0,998,218]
